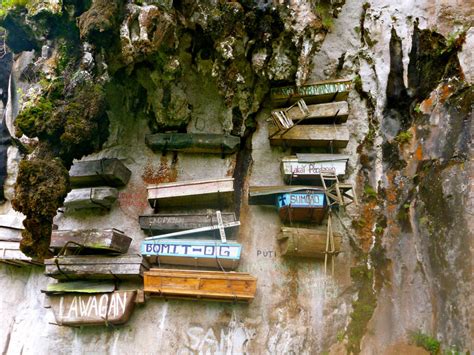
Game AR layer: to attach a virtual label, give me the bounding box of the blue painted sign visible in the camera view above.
[276,192,326,208]
[141,239,241,260]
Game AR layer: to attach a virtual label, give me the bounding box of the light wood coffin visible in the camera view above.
[69,158,131,188]
[273,101,349,124]
[147,178,234,208]
[64,187,118,210]
[281,154,349,184]
[278,227,342,258]
[45,255,149,280]
[145,133,240,154]
[269,124,349,148]
[0,241,43,266]
[271,79,352,107]
[144,269,257,302]
[50,229,132,254]
[48,290,137,326]
[0,213,24,242]
[141,239,241,269]
[139,212,237,235]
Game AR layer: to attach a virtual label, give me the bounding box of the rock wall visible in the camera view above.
[0,0,472,354]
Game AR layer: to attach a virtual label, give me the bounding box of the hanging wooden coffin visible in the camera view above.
[0,241,42,266]
[147,178,234,209]
[269,124,349,148]
[277,227,342,258]
[273,101,349,124]
[139,212,237,235]
[64,187,118,210]
[145,133,240,154]
[47,290,137,326]
[141,239,241,269]
[281,154,349,184]
[249,186,328,224]
[44,255,149,281]
[271,79,352,107]
[144,268,257,302]
[50,229,132,254]
[0,213,24,242]
[69,158,131,188]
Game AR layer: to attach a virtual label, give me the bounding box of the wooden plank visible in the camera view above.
[44,255,149,280]
[271,78,352,107]
[64,187,118,210]
[144,269,257,302]
[278,227,342,258]
[0,213,24,242]
[141,239,241,269]
[281,154,349,184]
[50,229,132,254]
[145,221,240,241]
[275,101,349,123]
[69,158,131,188]
[147,178,234,208]
[139,213,237,234]
[269,125,349,148]
[249,186,325,206]
[43,281,116,295]
[0,226,22,242]
[145,133,240,154]
[0,241,43,266]
[48,290,136,326]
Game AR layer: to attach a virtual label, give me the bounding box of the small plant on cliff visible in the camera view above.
[395,130,413,145]
[410,330,441,354]
[0,0,28,17]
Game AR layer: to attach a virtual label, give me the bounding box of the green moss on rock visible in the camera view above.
[12,159,70,258]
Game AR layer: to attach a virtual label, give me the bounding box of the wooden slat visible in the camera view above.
[64,187,118,210]
[276,101,349,123]
[278,227,342,258]
[141,239,241,269]
[144,268,256,302]
[0,226,22,242]
[139,213,236,234]
[48,290,137,326]
[69,158,131,188]
[44,255,149,280]
[50,229,132,254]
[145,133,240,154]
[269,125,349,148]
[147,178,234,208]
[0,241,43,266]
[281,155,348,184]
[43,281,116,294]
[271,79,352,107]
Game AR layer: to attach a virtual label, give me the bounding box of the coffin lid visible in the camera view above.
[147,177,234,190]
[249,186,325,205]
[294,154,350,163]
[42,281,116,294]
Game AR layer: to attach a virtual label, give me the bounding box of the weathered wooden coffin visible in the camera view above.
[139,212,237,235]
[0,213,25,242]
[281,154,349,183]
[50,229,132,254]
[147,178,234,208]
[274,101,349,124]
[145,133,240,154]
[269,124,349,148]
[271,78,352,107]
[64,187,118,210]
[44,255,149,280]
[278,227,342,258]
[0,241,43,266]
[249,186,328,224]
[48,290,137,326]
[141,239,241,269]
[69,158,131,188]
[144,269,257,302]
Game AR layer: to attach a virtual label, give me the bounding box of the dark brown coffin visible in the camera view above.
[50,229,132,254]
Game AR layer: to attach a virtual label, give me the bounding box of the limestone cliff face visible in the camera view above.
[0,0,472,354]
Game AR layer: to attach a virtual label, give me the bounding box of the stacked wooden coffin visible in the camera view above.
[64,158,131,211]
[44,228,148,326]
[0,214,42,266]
[250,78,356,261]
[142,178,257,303]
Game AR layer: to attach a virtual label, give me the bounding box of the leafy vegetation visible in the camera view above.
[395,130,413,145]
[410,330,441,354]
[0,0,28,17]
